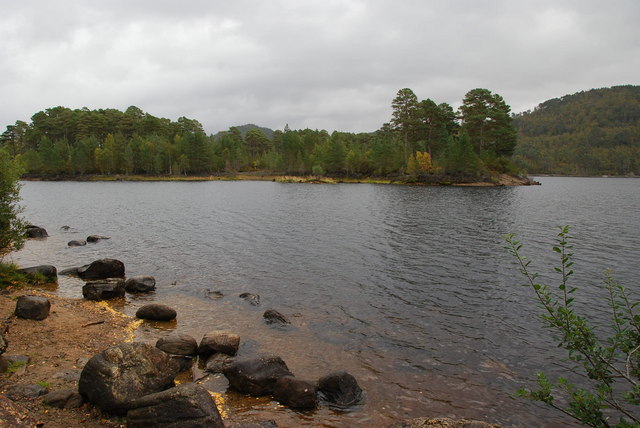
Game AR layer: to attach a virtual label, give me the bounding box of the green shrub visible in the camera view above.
[505,226,640,427]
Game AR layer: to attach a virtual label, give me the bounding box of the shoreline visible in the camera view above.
[20,172,539,187]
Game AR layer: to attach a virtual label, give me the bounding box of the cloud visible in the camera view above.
[1,0,638,134]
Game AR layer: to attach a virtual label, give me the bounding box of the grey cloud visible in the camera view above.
[1,0,638,134]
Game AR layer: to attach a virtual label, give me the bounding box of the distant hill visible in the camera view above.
[512,85,640,175]
[213,124,275,140]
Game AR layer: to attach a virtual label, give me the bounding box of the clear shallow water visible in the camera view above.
[9,177,640,427]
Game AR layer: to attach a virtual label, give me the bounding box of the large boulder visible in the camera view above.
[82,279,125,301]
[15,296,51,320]
[127,383,225,428]
[125,276,156,293]
[273,376,318,410]
[25,225,48,238]
[77,258,125,280]
[78,342,180,415]
[156,334,198,356]
[136,304,177,321]
[317,371,364,408]
[223,355,293,396]
[199,331,240,357]
[17,265,58,280]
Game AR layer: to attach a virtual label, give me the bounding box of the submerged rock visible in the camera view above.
[87,235,110,243]
[223,355,293,396]
[68,240,87,247]
[136,304,177,321]
[263,309,290,325]
[239,292,260,306]
[273,376,318,410]
[317,371,364,408]
[25,225,48,238]
[125,276,156,293]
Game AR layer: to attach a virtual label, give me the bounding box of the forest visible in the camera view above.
[513,85,640,175]
[0,88,519,180]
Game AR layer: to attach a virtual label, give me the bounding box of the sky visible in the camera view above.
[1,1,639,135]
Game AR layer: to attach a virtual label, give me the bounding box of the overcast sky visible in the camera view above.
[1,1,638,134]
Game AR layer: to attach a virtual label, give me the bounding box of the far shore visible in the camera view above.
[21,172,540,186]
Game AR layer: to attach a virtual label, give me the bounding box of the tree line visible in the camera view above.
[513,85,640,175]
[0,88,519,179]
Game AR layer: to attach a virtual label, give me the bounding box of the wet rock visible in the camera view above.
[387,417,503,428]
[223,355,293,396]
[77,258,125,280]
[263,309,290,325]
[127,383,225,428]
[156,334,198,356]
[239,292,260,306]
[82,279,125,301]
[59,266,80,276]
[17,265,57,280]
[273,376,318,410]
[87,235,110,243]
[42,389,84,409]
[199,330,240,357]
[227,421,279,428]
[317,371,364,408]
[205,289,224,299]
[68,239,87,247]
[78,342,180,415]
[172,355,194,373]
[125,276,156,293]
[25,225,48,238]
[15,295,51,320]
[60,225,72,231]
[6,383,48,400]
[136,304,177,321]
[204,353,234,373]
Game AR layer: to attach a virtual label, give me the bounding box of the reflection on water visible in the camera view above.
[9,177,640,427]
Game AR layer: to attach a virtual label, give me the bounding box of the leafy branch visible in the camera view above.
[505,226,640,427]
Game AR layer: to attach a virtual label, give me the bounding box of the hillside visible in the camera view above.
[213,123,274,140]
[512,85,640,175]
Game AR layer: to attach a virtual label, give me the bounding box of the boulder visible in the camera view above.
[5,383,48,400]
[317,371,364,408]
[273,376,318,410]
[156,334,198,356]
[239,292,260,306]
[127,383,224,428]
[87,235,111,243]
[78,342,180,415]
[223,355,293,396]
[199,331,240,357]
[125,276,156,293]
[15,295,51,320]
[263,309,290,325]
[204,353,234,374]
[136,304,177,321]
[82,279,125,301]
[25,225,48,238]
[42,389,84,409]
[77,258,125,280]
[17,265,57,280]
[67,240,87,247]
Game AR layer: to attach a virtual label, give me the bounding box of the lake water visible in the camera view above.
[8,177,640,427]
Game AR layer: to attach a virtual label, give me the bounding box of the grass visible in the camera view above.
[0,262,48,289]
